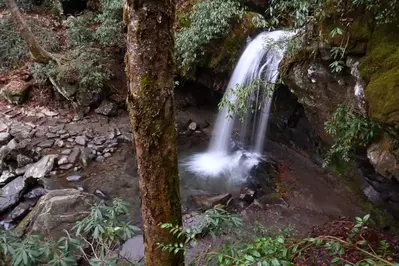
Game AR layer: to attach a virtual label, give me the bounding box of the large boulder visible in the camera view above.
[16,189,95,239]
[0,79,31,105]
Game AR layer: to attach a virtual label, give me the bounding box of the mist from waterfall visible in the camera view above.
[184,30,292,182]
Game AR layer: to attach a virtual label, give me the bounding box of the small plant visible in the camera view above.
[323,104,381,167]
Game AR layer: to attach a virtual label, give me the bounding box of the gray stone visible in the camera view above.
[66,175,82,182]
[95,100,118,117]
[24,155,57,179]
[94,189,107,199]
[57,130,67,135]
[7,139,18,150]
[0,122,8,132]
[104,153,111,158]
[188,122,197,131]
[8,200,35,221]
[61,149,72,155]
[15,165,30,175]
[120,235,144,263]
[94,136,106,145]
[37,139,54,148]
[117,133,132,143]
[0,170,16,185]
[41,108,59,117]
[59,164,73,170]
[0,132,11,146]
[17,154,33,168]
[23,187,47,199]
[75,136,86,146]
[108,132,115,140]
[68,148,81,164]
[58,156,69,165]
[45,133,58,139]
[60,133,70,139]
[96,156,105,162]
[55,139,65,148]
[17,189,94,239]
[1,80,31,105]
[191,193,232,209]
[0,177,30,213]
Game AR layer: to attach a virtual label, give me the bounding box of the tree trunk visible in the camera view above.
[4,0,58,64]
[124,1,184,266]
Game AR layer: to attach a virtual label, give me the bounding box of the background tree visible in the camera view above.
[124,0,184,265]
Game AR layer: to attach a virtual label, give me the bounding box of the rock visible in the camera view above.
[68,148,81,164]
[188,122,197,131]
[58,156,69,165]
[254,195,289,208]
[24,155,57,179]
[117,133,132,143]
[7,138,18,150]
[0,132,11,146]
[367,136,399,179]
[0,170,16,185]
[103,153,111,158]
[23,187,47,199]
[8,200,36,221]
[94,136,106,145]
[45,132,58,139]
[80,148,91,167]
[75,136,86,146]
[57,129,67,135]
[15,165,30,175]
[0,122,7,132]
[16,189,94,239]
[120,235,144,263]
[108,132,115,140]
[239,187,256,203]
[55,139,65,148]
[96,156,105,162]
[41,108,59,117]
[62,149,72,155]
[94,189,107,199]
[191,193,232,209]
[95,100,118,117]
[59,164,73,170]
[0,80,31,105]
[37,139,54,148]
[16,154,33,168]
[0,177,32,213]
[66,175,82,182]
[60,133,70,139]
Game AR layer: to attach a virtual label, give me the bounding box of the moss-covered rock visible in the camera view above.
[359,25,399,125]
[0,79,31,105]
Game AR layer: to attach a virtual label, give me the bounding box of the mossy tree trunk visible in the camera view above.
[124,0,183,266]
[4,0,58,64]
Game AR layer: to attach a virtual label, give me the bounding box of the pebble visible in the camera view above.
[75,136,86,146]
[66,175,82,182]
[55,139,65,148]
[60,133,70,139]
[96,156,105,162]
[37,139,54,148]
[67,138,74,142]
[104,153,111,158]
[45,132,58,139]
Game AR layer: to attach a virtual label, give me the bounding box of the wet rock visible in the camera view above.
[0,170,16,185]
[16,154,33,168]
[24,155,57,179]
[37,139,54,148]
[8,200,36,221]
[95,100,118,117]
[58,156,69,165]
[66,175,82,182]
[0,132,11,146]
[68,148,81,164]
[59,164,73,170]
[16,189,94,239]
[191,193,232,209]
[75,136,86,146]
[188,122,197,131]
[120,235,144,263]
[23,187,47,199]
[0,177,31,213]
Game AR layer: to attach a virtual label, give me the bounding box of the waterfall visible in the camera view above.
[184,30,292,181]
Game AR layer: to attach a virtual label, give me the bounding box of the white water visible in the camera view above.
[184,31,292,182]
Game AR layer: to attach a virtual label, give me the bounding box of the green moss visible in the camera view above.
[359,24,399,125]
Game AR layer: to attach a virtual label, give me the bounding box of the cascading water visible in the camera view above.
[184,30,292,183]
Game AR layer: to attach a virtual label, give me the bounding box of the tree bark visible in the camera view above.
[124,1,183,266]
[4,0,58,64]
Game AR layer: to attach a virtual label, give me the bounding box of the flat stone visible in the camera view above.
[66,175,82,182]
[60,133,70,139]
[68,148,81,164]
[75,136,86,146]
[58,156,69,165]
[120,235,144,263]
[24,155,57,179]
[57,129,67,135]
[0,177,28,213]
[41,108,59,117]
[0,122,8,132]
[15,164,30,175]
[94,136,106,145]
[103,153,111,158]
[0,132,11,145]
[45,133,58,139]
[61,149,72,155]
[37,139,54,148]
[23,187,47,199]
[8,200,36,221]
[55,139,65,148]
[59,164,73,170]
[7,138,18,150]
[17,154,33,168]
[95,100,118,117]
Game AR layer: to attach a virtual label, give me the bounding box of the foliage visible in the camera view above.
[0,199,140,266]
[161,214,398,266]
[65,0,123,47]
[175,0,246,74]
[0,16,61,73]
[323,104,381,166]
[0,0,35,12]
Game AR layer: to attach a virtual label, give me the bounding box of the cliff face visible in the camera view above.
[281,7,399,218]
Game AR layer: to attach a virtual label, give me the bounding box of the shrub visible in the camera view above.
[175,0,246,74]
